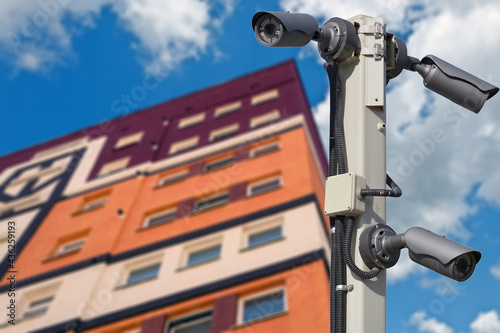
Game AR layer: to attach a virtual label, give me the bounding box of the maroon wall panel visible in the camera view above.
[209,293,238,333]
[176,197,196,218]
[229,182,247,202]
[141,315,166,333]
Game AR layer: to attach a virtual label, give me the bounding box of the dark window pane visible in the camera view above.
[127,263,160,285]
[248,226,282,248]
[243,290,284,323]
[169,316,212,333]
[196,194,229,212]
[204,158,234,173]
[187,245,221,266]
[159,172,188,187]
[24,306,49,318]
[252,143,279,157]
[148,211,176,227]
[212,129,238,142]
[250,179,281,196]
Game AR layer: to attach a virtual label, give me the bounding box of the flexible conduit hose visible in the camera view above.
[334,216,347,333]
[326,61,347,333]
[344,216,381,279]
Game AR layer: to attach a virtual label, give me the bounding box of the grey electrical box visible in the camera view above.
[324,173,366,216]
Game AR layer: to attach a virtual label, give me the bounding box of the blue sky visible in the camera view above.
[1,1,500,332]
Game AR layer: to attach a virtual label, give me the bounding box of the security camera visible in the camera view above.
[359,225,481,282]
[251,11,319,47]
[409,55,499,113]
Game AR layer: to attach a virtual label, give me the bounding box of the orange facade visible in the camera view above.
[82,260,329,333]
[1,126,327,285]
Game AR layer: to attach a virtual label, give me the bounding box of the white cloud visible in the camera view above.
[409,311,454,333]
[470,310,500,333]
[0,0,235,73]
[287,0,500,282]
[490,262,500,280]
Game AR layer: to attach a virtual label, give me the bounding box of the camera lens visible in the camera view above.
[453,253,475,281]
[264,23,276,37]
[255,15,282,45]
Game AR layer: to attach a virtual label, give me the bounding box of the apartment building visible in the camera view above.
[0,60,331,333]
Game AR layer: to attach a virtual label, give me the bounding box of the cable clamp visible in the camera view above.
[358,22,385,38]
[360,44,384,60]
[335,284,354,292]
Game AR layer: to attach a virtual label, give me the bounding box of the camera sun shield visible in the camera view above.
[252,11,319,47]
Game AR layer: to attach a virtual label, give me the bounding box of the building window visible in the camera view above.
[23,295,54,319]
[143,208,177,228]
[248,226,283,248]
[249,110,281,128]
[248,176,282,196]
[126,263,161,285]
[240,288,286,324]
[123,329,141,333]
[80,197,107,213]
[195,193,229,213]
[98,157,130,177]
[203,156,234,173]
[187,244,221,267]
[251,89,279,106]
[214,100,242,118]
[167,312,212,333]
[209,123,239,142]
[178,113,206,129]
[0,232,8,244]
[114,131,144,150]
[157,170,188,187]
[169,136,199,155]
[250,141,280,158]
[55,238,85,257]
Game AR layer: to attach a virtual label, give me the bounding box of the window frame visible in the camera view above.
[125,262,161,286]
[250,89,279,106]
[186,244,221,267]
[23,295,54,319]
[80,197,107,213]
[168,136,200,155]
[113,131,144,150]
[194,193,229,213]
[202,156,234,173]
[238,287,287,324]
[157,169,189,188]
[247,176,282,197]
[214,100,242,118]
[179,236,223,270]
[143,208,177,228]
[249,110,281,128]
[208,123,239,142]
[178,112,206,129]
[240,217,284,251]
[247,225,283,249]
[54,237,86,257]
[250,141,280,158]
[97,156,131,177]
[166,310,213,333]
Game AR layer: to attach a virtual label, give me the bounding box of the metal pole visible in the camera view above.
[339,15,388,332]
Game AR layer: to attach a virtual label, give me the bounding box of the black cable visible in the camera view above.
[359,174,402,198]
[326,62,339,333]
[328,62,339,177]
[329,216,336,333]
[335,216,347,333]
[344,216,381,279]
[326,61,348,333]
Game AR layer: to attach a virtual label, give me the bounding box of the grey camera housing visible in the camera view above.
[252,11,319,47]
[414,55,499,113]
[360,225,481,282]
